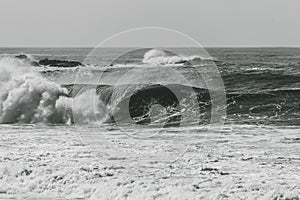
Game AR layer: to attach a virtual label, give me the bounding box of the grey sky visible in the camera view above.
[0,0,299,47]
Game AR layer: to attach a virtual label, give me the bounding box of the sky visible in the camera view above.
[0,0,300,47]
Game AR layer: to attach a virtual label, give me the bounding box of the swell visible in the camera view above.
[227,89,300,125]
[223,73,300,92]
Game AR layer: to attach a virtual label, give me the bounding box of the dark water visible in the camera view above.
[1,47,300,126]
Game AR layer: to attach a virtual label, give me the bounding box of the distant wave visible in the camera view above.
[38,58,84,68]
[3,54,89,75]
[12,54,85,68]
[277,55,300,59]
[142,49,214,65]
[12,50,213,71]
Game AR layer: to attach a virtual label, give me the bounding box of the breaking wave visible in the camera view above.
[0,57,105,124]
[142,49,212,65]
[0,57,68,123]
[64,83,212,126]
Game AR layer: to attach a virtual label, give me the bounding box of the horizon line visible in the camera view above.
[1,46,300,48]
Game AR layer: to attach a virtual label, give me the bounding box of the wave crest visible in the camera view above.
[142,49,206,65]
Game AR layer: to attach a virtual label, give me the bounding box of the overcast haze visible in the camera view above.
[0,0,300,47]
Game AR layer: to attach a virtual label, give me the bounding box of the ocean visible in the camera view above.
[0,47,299,199]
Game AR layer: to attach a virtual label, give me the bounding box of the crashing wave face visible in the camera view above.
[63,83,213,127]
